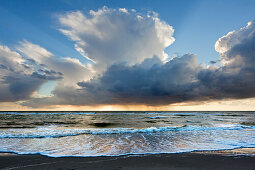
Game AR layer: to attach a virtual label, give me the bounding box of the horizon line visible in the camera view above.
[0,110,254,112]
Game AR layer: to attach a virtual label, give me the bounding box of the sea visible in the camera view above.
[0,111,254,157]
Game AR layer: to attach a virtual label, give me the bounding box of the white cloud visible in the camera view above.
[215,21,255,54]
[58,7,175,72]
[24,19,255,107]
[215,21,255,68]
[0,45,26,73]
[17,40,53,63]
[2,7,255,108]
[17,41,92,87]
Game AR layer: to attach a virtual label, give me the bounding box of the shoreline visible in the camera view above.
[1,148,255,169]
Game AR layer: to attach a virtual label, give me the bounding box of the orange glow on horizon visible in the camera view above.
[1,98,255,111]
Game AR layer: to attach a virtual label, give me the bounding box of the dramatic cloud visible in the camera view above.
[0,41,91,102]
[0,45,47,102]
[1,7,255,108]
[58,7,175,72]
[75,55,202,105]
[198,20,255,100]
[27,19,255,107]
[17,41,92,86]
[73,17,255,105]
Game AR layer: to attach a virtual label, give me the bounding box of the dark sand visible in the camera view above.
[0,151,255,170]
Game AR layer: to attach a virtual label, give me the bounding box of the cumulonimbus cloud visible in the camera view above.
[74,18,255,105]
[58,7,175,72]
[0,7,255,108]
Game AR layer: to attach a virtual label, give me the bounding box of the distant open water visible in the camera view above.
[0,111,255,157]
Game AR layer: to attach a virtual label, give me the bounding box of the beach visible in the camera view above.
[0,111,255,169]
[1,149,255,170]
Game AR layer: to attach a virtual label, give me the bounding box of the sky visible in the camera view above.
[0,0,255,111]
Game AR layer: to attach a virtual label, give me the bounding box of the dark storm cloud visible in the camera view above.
[31,71,63,80]
[77,20,254,105]
[0,68,62,102]
[0,44,63,102]
[197,22,255,100]
[22,20,255,107]
[76,55,202,105]
[1,7,255,108]
[73,34,255,105]
[0,75,45,102]
[78,21,255,105]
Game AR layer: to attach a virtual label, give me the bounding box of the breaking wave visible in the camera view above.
[0,125,253,138]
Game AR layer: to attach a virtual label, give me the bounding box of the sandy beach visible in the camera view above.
[1,149,255,170]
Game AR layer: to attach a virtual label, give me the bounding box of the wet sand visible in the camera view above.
[0,150,255,170]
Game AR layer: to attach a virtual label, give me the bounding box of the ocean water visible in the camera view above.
[0,111,255,157]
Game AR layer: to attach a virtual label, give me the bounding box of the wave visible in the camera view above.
[1,146,255,158]
[148,116,166,119]
[0,125,253,139]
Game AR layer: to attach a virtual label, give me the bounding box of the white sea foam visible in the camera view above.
[0,112,255,157]
[148,116,166,119]
[0,125,253,139]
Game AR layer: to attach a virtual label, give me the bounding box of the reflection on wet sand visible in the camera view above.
[196,147,255,156]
